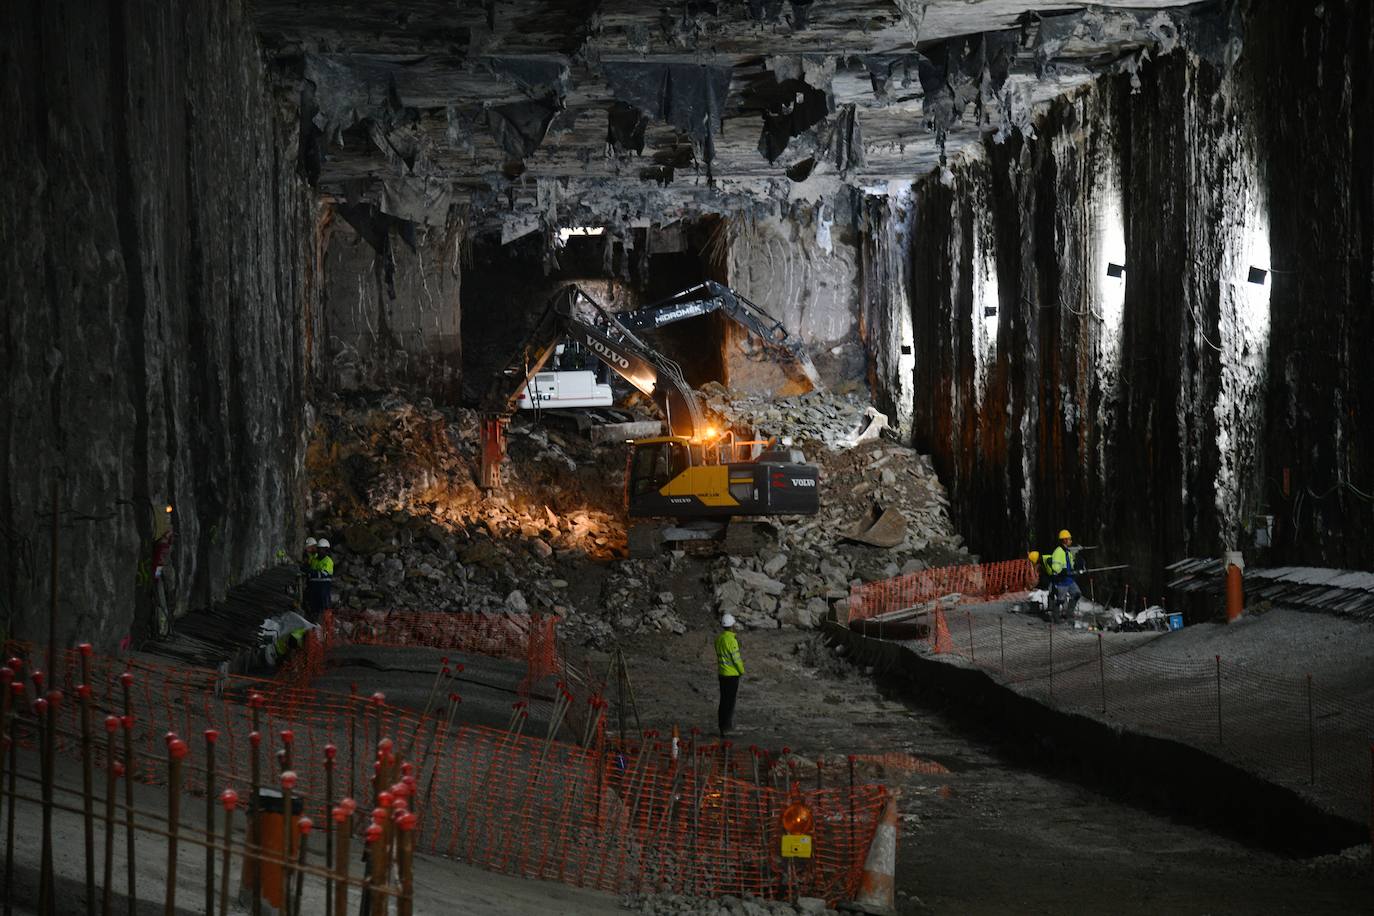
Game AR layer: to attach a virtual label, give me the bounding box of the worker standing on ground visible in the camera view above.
[715,614,745,737]
[305,537,334,621]
[1046,529,1081,622]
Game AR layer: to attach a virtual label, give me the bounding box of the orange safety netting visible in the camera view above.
[847,558,1038,622]
[1,645,888,904]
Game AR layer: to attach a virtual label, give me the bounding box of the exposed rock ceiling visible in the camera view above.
[254,1,1233,229]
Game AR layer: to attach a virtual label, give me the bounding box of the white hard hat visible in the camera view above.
[720,613,736,629]
[304,537,317,547]
[317,538,330,549]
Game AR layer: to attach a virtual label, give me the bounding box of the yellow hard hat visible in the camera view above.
[1027,550,1041,564]
[1058,529,1072,540]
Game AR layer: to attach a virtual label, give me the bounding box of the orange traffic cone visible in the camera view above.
[842,794,898,915]
[932,608,953,654]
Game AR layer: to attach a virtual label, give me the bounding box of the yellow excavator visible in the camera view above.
[478,284,820,555]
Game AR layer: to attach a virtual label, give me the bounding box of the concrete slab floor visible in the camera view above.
[593,628,1374,914]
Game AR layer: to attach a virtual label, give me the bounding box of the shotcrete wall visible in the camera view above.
[0,1,317,646]
[869,0,1374,596]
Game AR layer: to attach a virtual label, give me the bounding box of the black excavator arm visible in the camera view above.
[478,284,706,488]
[614,280,822,390]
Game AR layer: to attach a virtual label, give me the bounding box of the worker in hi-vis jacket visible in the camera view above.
[714,614,745,736]
[1045,529,1081,622]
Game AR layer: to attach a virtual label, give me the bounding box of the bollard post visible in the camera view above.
[204,729,219,915]
[325,745,337,916]
[79,645,96,916]
[397,812,417,916]
[120,671,138,916]
[1307,674,1315,785]
[1098,634,1106,713]
[219,791,238,916]
[333,802,354,916]
[281,770,298,914]
[5,671,24,916]
[166,736,189,916]
[292,818,312,916]
[368,808,388,916]
[102,716,120,916]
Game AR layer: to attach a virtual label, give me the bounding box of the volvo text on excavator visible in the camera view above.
[477,284,820,555]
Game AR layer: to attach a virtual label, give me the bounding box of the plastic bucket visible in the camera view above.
[1167,612,1184,631]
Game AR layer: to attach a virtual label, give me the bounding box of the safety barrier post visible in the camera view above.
[204,729,219,916]
[120,671,138,915]
[999,617,1005,675]
[966,613,975,663]
[219,790,238,916]
[78,645,95,916]
[166,734,189,916]
[102,716,119,916]
[325,745,337,916]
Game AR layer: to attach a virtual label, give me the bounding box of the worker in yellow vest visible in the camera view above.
[714,614,745,737]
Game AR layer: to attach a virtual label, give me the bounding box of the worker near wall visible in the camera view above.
[1045,529,1081,622]
[715,614,745,737]
[304,537,334,621]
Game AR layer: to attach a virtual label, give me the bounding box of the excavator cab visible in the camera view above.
[625,435,819,520]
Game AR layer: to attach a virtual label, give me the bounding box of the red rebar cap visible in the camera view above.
[371,691,386,705]
[165,731,178,745]
[168,739,189,760]
[395,812,417,832]
[32,697,47,715]
[280,770,298,790]
[371,807,388,826]
[325,744,337,761]
[249,693,264,708]
[104,715,120,733]
[45,689,62,706]
[280,729,294,745]
[440,656,449,666]
[377,737,393,752]
[389,781,408,799]
[401,774,417,792]
[6,657,21,672]
[339,797,357,815]
[448,693,460,704]
[112,762,125,778]
[77,684,92,699]
[8,682,22,698]
[30,671,44,689]
[298,817,313,836]
[204,729,219,744]
[119,672,133,687]
[391,797,408,814]
[400,762,414,778]
[441,667,451,677]
[78,643,93,657]
[365,824,383,844]
[121,714,133,730]
[249,731,261,747]
[378,791,394,808]
[455,663,464,673]
[331,806,349,824]
[221,789,239,811]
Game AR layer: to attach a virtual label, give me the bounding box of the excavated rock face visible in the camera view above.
[0,2,316,646]
[874,1,1374,593]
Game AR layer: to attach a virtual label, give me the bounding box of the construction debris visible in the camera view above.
[622,892,842,916]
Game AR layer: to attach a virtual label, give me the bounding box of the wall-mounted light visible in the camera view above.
[1106,263,1126,279]
[983,306,998,318]
[900,344,912,355]
[1247,266,1269,285]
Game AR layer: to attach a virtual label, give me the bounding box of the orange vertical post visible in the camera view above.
[1225,563,1244,622]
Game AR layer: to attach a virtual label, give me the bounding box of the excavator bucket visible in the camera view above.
[842,503,907,548]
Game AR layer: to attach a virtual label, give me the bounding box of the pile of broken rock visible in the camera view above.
[622,892,839,916]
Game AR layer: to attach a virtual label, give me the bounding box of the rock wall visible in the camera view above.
[867,0,1374,596]
[0,1,317,647]
[318,211,463,400]
[725,204,865,392]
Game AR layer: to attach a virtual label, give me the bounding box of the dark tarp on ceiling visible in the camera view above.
[606,101,649,156]
[918,31,1018,132]
[864,54,918,103]
[601,61,733,166]
[753,77,831,163]
[483,56,570,97]
[486,96,561,160]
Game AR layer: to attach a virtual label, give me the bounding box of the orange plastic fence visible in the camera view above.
[847,559,1038,622]
[1,645,888,904]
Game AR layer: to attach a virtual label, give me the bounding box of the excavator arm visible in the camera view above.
[615,280,823,390]
[478,284,706,488]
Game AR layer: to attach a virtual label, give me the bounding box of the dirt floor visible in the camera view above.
[589,623,1374,915]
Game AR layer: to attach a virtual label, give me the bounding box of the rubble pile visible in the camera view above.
[305,388,972,646]
[687,386,970,632]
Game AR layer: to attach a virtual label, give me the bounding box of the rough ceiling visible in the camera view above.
[254,1,1234,229]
